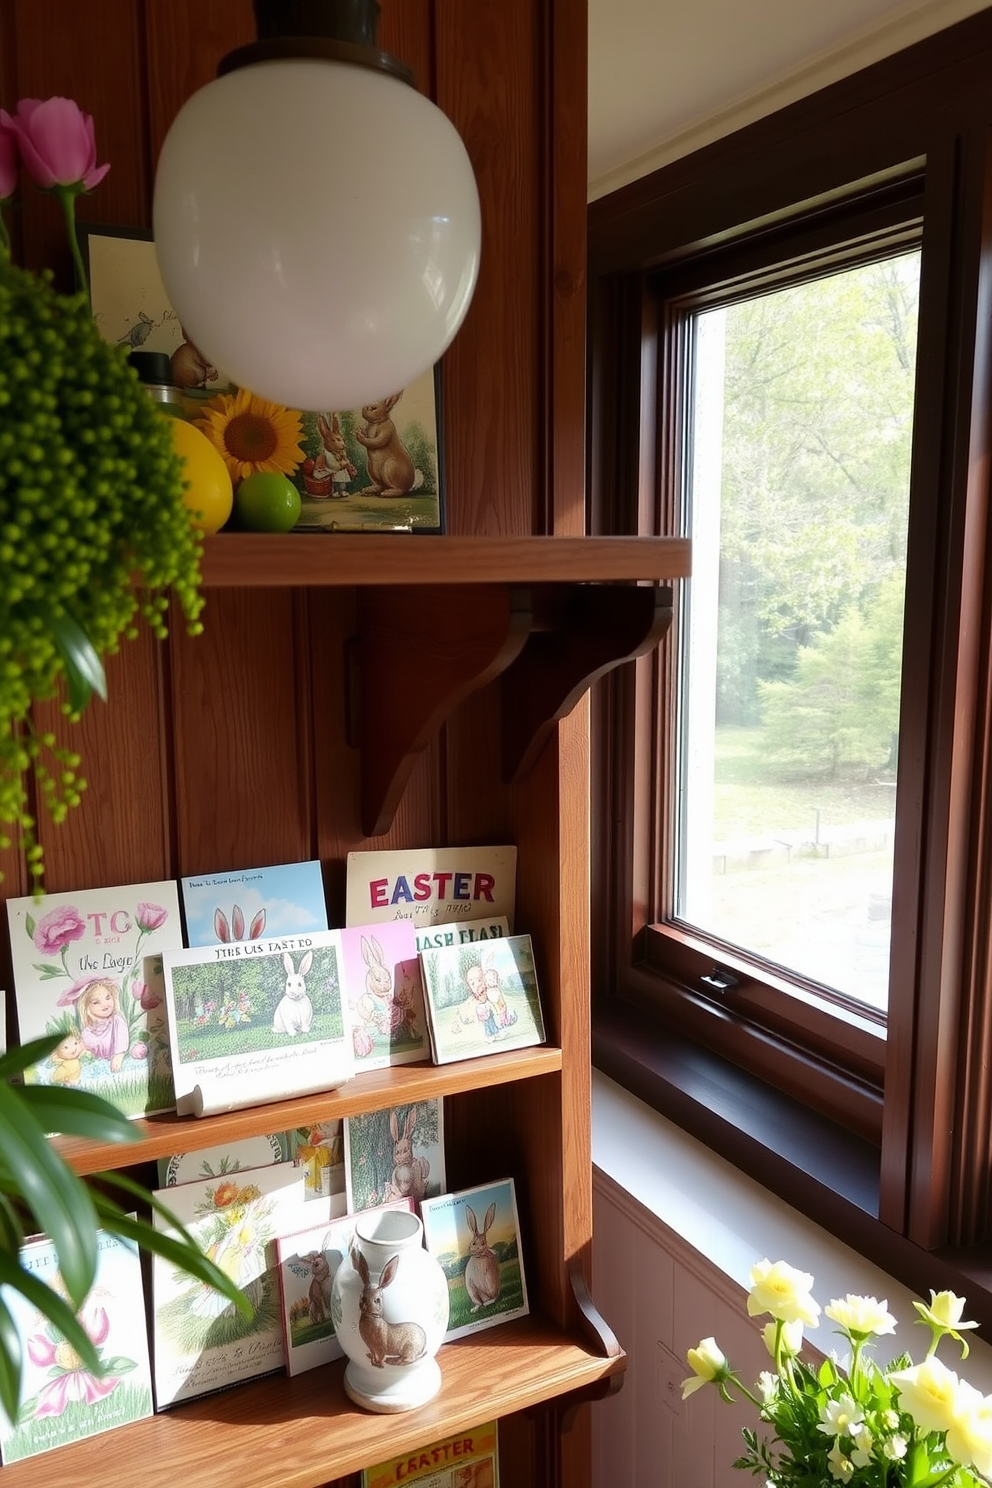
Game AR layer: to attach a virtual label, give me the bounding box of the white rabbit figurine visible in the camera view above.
[272,950,314,1035]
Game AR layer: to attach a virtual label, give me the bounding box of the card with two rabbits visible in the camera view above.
[274,1197,415,1377]
[419,1178,528,1340]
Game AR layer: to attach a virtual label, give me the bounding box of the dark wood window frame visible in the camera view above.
[589,7,992,1326]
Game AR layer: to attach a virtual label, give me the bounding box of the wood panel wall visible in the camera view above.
[0,0,587,937]
[0,4,589,1484]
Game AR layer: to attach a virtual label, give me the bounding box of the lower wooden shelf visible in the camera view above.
[0,1314,625,1488]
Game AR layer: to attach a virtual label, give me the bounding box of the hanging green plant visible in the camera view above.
[0,97,204,885]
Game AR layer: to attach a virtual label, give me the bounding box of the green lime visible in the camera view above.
[234,471,302,533]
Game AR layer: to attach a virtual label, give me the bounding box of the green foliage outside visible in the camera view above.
[709,254,918,784]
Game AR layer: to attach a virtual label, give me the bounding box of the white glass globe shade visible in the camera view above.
[153,59,481,411]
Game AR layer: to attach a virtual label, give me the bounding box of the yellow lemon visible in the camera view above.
[170,417,234,533]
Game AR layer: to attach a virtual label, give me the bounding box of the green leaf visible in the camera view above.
[0,1250,101,1381]
[0,1082,97,1306]
[91,1188,251,1319]
[47,609,107,712]
[0,1193,24,1256]
[0,1294,23,1427]
[18,1085,138,1146]
[24,914,35,939]
[0,1034,63,1081]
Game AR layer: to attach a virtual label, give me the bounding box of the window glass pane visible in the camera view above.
[676,253,919,1014]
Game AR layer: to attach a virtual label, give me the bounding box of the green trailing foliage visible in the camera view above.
[0,247,204,884]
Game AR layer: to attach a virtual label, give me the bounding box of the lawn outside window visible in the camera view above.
[589,8,992,1326]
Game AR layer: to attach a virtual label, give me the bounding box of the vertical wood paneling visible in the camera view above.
[1,5,596,1483]
[144,0,256,164]
[547,0,588,536]
[6,0,147,270]
[168,590,313,872]
[378,0,432,94]
[435,0,539,537]
[33,632,172,891]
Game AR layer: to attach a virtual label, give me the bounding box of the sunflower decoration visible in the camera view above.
[195,388,304,483]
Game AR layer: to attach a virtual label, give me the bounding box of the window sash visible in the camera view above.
[589,13,992,1260]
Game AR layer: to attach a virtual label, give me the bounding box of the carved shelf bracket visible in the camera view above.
[349,584,533,836]
[349,580,674,837]
[501,582,673,783]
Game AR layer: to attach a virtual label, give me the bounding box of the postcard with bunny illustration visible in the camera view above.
[180,859,328,948]
[419,934,545,1065]
[6,879,183,1119]
[150,1161,324,1408]
[339,921,429,1071]
[0,1227,153,1463]
[161,929,353,1118]
[420,1179,528,1341]
[362,1420,500,1488]
[346,846,516,931]
[289,365,443,534]
[343,1099,445,1214]
[275,1198,414,1376]
[414,916,509,954]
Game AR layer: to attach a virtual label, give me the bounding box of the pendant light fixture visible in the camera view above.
[152,0,481,412]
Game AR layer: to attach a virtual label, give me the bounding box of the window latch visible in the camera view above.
[700,967,739,994]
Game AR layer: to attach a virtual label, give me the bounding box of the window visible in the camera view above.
[589,10,992,1292]
[675,251,918,1018]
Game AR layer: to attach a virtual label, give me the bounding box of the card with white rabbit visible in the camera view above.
[339,922,429,1071]
[418,934,546,1066]
[275,1198,414,1376]
[161,929,353,1118]
[343,1100,445,1215]
[419,1179,529,1341]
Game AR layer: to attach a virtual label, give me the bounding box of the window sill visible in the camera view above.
[592,998,992,1333]
[591,1066,992,1390]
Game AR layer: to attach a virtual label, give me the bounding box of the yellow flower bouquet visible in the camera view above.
[683,1258,992,1486]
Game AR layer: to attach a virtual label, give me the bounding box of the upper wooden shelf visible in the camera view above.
[56,1046,563,1177]
[199,533,692,587]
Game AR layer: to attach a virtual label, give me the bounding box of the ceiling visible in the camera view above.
[587,0,992,200]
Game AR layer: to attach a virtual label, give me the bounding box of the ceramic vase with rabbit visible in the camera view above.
[330,1207,449,1412]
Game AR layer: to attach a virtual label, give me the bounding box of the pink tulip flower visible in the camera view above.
[135,901,168,933]
[9,97,109,191]
[0,110,18,199]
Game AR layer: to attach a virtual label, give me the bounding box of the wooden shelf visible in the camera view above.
[199,533,692,587]
[56,1047,563,1177]
[0,1313,624,1488]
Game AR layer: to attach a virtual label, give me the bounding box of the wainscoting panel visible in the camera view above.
[592,1167,769,1488]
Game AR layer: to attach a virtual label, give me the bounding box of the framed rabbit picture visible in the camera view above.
[81,223,445,535]
[287,364,445,534]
